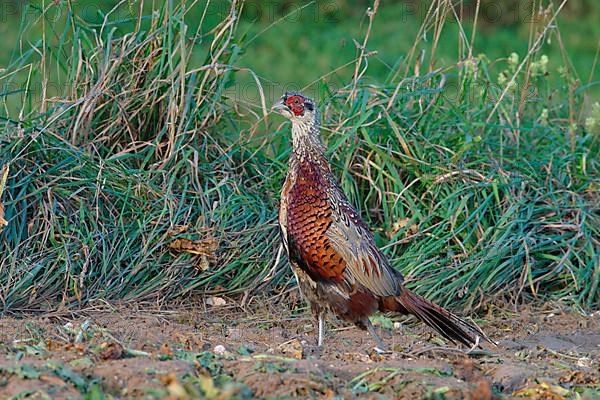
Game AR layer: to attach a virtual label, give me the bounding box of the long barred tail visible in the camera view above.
[386,289,496,347]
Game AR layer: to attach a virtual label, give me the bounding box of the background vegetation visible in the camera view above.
[0,0,598,313]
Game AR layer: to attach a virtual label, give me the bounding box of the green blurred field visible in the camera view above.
[1,1,599,101]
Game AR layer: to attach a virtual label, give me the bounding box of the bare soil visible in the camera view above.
[0,300,598,399]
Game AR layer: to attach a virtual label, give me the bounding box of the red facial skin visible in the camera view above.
[285,95,305,116]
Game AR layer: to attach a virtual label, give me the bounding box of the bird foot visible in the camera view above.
[365,319,391,355]
[368,345,391,361]
[373,346,392,355]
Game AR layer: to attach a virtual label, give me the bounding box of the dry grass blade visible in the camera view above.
[0,163,8,232]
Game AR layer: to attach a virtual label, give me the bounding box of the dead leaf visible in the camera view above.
[160,373,190,399]
[197,255,211,272]
[197,374,219,398]
[167,225,190,236]
[407,223,418,235]
[387,217,418,238]
[99,341,124,360]
[159,342,173,358]
[169,237,218,272]
[169,237,218,256]
[278,338,303,359]
[172,331,205,351]
[470,379,493,400]
[368,348,384,362]
[46,339,66,351]
[513,382,570,399]
[559,370,598,385]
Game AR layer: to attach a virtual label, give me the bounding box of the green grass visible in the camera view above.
[0,0,598,312]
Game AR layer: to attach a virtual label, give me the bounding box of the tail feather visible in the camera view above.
[388,289,495,347]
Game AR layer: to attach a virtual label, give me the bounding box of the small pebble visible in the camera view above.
[213,345,226,355]
[206,296,226,307]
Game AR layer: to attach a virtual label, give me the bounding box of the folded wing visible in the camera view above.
[326,197,404,296]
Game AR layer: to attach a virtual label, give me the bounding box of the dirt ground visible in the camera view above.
[0,299,598,399]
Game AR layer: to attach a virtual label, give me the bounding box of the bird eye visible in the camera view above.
[293,98,300,104]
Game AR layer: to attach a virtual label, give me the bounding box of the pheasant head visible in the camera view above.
[272,92,322,152]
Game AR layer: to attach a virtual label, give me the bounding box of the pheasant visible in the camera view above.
[273,92,494,353]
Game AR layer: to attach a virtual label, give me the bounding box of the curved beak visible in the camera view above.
[271,97,287,114]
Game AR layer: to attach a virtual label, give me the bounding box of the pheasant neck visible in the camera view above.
[291,120,325,162]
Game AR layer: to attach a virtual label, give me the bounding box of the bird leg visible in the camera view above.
[301,310,325,359]
[365,318,390,354]
[317,311,325,348]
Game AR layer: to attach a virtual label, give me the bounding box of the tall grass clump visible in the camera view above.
[0,0,597,312]
[0,0,280,311]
